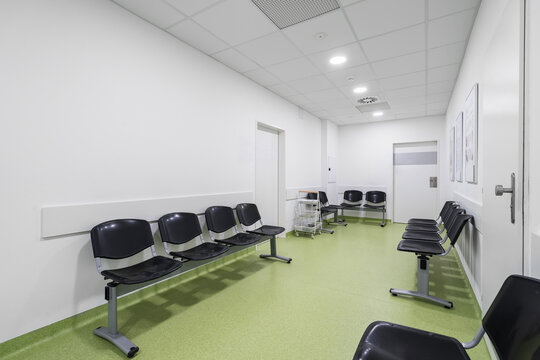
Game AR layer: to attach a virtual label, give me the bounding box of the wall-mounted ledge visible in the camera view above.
[41,191,253,239]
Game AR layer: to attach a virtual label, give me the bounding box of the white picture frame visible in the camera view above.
[455,112,464,182]
[450,126,455,182]
[464,84,478,183]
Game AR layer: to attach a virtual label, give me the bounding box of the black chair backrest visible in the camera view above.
[343,190,363,202]
[236,203,261,227]
[365,191,386,203]
[442,204,460,224]
[482,275,540,360]
[90,219,154,259]
[158,212,202,245]
[448,214,473,245]
[440,201,456,217]
[205,206,236,234]
[319,191,329,205]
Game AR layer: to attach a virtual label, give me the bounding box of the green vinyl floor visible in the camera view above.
[2,219,490,360]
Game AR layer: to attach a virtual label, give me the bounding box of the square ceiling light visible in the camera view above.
[252,0,340,29]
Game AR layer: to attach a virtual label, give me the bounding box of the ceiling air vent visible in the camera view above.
[357,96,380,105]
[355,95,391,113]
[251,0,340,29]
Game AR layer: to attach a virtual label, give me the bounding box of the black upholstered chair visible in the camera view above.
[319,191,347,226]
[90,219,183,357]
[236,203,291,263]
[204,206,261,246]
[354,275,540,360]
[401,206,463,242]
[364,191,387,227]
[341,190,363,208]
[405,201,456,233]
[158,212,229,261]
[390,213,473,308]
[408,200,455,226]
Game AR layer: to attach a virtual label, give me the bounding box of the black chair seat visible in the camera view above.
[397,239,444,255]
[247,225,285,236]
[408,218,438,225]
[363,204,385,209]
[325,204,345,210]
[353,321,470,360]
[321,206,338,213]
[215,232,261,246]
[170,242,229,261]
[405,223,440,232]
[402,231,442,242]
[341,203,360,208]
[101,256,183,285]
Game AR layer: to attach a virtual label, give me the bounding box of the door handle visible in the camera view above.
[494,173,515,223]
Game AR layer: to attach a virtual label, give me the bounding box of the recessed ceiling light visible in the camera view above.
[353,87,367,94]
[329,56,347,65]
[373,111,384,117]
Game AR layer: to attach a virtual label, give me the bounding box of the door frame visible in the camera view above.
[254,122,286,233]
[392,140,440,223]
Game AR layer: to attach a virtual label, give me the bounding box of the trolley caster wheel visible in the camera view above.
[295,232,299,237]
[318,230,322,235]
[311,235,315,239]
[444,302,454,309]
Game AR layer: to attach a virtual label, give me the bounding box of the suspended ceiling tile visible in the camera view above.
[168,19,229,54]
[378,71,426,91]
[427,79,456,94]
[307,43,368,73]
[385,85,427,101]
[371,52,426,79]
[389,96,427,107]
[428,8,476,48]
[345,0,425,40]
[243,68,281,86]
[340,81,382,100]
[427,63,460,83]
[282,10,356,55]
[428,0,480,19]
[192,0,276,46]
[212,48,259,73]
[266,57,320,82]
[427,101,449,114]
[325,64,376,88]
[284,94,312,106]
[361,24,426,62]
[235,31,303,67]
[113,0,185,28]
[427,91,452,104]
[303,88,347,102]
[288,74,334,93]
[428,41,467,69]
[164,0,221,16]
[268,83,299,97]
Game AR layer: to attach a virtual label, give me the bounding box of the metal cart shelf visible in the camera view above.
[294,191,322,238]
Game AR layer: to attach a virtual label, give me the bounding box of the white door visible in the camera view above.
[255,125,279,225]
[393,142,439,224]
[481,0,523,309]
[525,0,540,278]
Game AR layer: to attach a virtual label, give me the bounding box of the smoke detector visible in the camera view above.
[251,0,340,29]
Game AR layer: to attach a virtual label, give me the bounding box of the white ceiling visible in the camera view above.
[112,0,480,125]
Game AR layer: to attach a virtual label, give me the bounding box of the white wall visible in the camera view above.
[338,116,445,220]
[442,0,519,306]
[0,0,322,342]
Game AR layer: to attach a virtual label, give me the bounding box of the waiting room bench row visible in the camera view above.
[90,203,291,357]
